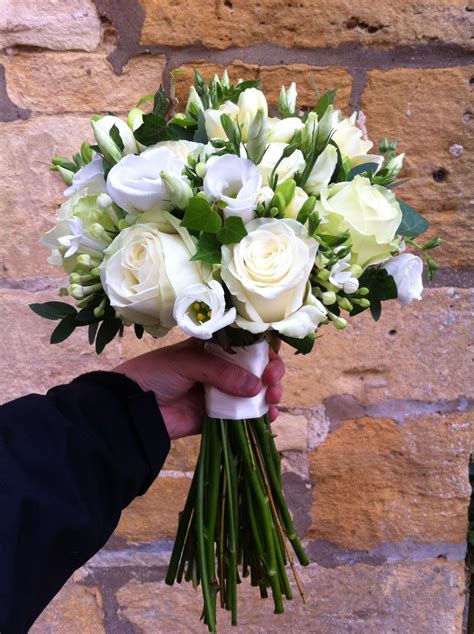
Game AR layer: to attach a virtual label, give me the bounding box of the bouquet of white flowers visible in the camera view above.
[31,70,439,631]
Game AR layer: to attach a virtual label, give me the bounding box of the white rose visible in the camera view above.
[106,146,187,214]
[258,143,306,186]
[283,186,308,220]
[204,101,239,140]
[266,117,303,143]
[203,154,262,223]
[173,280,236,340]
[316,176,402,268]
[143,139,204,163]
[304,144,338,195]
[94,115,137,156]
[332,112,383,170]
[237,88,268,141]
[100,221,203,336]
[221,217,326,337]
[64,155,106,197]
[383,253,423,306]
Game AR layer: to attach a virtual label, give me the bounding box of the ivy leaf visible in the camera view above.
[95,318,122,354]
[217,216,247,245]
[181,197,222,233]
[396,198,429,238]
[50,315,76,344]
[136,92,155,106]
[109,124,124,152]
[29,302,77,320]
[190,233,222,264]
[134,113,177,146]
[348,162,381,180]
[278,332,316,355]
[152,86,171,117]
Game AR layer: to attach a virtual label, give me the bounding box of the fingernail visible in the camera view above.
[240,373,260,394]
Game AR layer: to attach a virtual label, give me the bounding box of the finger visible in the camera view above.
[173,347,262,397]
[262,357,285,386]
[268,406,279,422]
[265,384,282,405]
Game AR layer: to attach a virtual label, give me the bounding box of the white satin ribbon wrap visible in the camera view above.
[205,340,269,420]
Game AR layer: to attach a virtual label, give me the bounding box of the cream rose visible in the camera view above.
[100,220,203,336]
[236,88,268,141]
[221,218,326,337]
[383,253,423,306]
[316,176,402,268]
[257,143,306,186]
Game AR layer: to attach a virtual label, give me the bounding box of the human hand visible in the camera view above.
[113,339,285,440]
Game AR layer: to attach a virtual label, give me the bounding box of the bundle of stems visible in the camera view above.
[165,413,309,631]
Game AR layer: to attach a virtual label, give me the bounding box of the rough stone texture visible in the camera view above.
[0,287,122,404]
[116,560,465,633]
[0,0,101,52]
[163,435,200,471]
[114,476,192,542]
[174,62,352,112]
[139,0,473,49]
[280,287,473,407]
[309,412,473,549]
[30,582,105,633]
[361,66,474,269]
[272,412,308,452]
[1,50,166,115]
[0,116,93,280]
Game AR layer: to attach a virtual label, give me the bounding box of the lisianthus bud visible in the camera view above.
[127,108,144,132]
[195,162,206,179]
[385,153,405,179]
[160,171,193,209]
[246,108,268,164]
[57,165,74,186]
[91,120,123,165]
[186,86,204,116]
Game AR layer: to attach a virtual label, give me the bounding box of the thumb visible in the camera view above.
[173,347,262,397]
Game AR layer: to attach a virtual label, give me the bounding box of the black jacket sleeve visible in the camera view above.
[0,371,170,633]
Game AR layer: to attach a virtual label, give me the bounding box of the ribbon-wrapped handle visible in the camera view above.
[204,340,269,420]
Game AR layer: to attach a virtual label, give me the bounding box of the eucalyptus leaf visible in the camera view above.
[348,162,380,180]
[396,198,429,238]
[29,302,77,321]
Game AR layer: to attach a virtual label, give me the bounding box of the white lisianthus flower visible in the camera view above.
[173,280,237,339]
[203,154,262,223]
[304,144,338,196]
[316,176,402,268]
[93,115,137,156]
[283,186,308,220]
[237,88,268,141]
[257,143,306,186]
[221,217,326,337]
[204,101,239,140]
[266,117,303,143]
[143,139,204,163]
[332,112,383,170]
[100,221,204,336]
[329,251,359,294]
[106,147,188,214]
[383,253,423,306]
[64,155,106,197]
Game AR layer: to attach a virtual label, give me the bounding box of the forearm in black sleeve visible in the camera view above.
[0,371,170,633]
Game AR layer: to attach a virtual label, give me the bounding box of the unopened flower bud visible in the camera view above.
[352,298,371,308]
[91,119,123,165]
[160,171,193,209]
[97,193,113,209]
[77,254,92,267]
[195,162,206,179]
[321,290,337,305]
[358,287,369,296]
[57,166,74,186]
[350,264,363,277]
[127,107,144,132]
[246,108,268,164]
[338,297,353,312]
[118,219,129,231]
[317,269,331,281]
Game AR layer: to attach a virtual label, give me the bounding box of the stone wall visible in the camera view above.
[1,1,473,632]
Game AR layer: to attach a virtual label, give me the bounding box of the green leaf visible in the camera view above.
[193,110,208,143]
[190,233,222,264]
[109,124,125,152]
[136,92,155,106]
[396,198,429,238]
[153,87,171,117]
[50,316,76,344]
[348,162,380,180]
[181,197,222,233]
[134,113,177,146]
[350,267,397,319]
[29,302,77,320]
[95,318,122,354]
[134,323,145,339]
[217,216,247,245]
[317,231,350,248]
[88,322,99,345]
[314,89,337,118]
[278,332,315,355]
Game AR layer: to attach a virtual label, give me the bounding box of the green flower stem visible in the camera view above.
[274,528,293,600]
[205,420,221,582]
[255,417,309,567]
[176,509,195,584]
[196,427,216,632]
[220,420,238,625]
[217,469,226,609]
[165,469,198,585]
[236,420,283,614]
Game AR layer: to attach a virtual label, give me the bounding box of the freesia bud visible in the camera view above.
[338,297,353,311]
[195,162,206,179]
[160,171,193,209]
[97,193,113,209]
[57,165,74,186]
[350,264,363,277]
[321,290,337,305]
